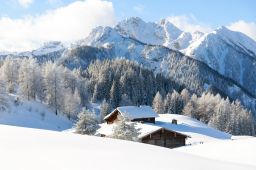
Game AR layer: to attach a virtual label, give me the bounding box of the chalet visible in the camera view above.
[104,106,158,124]
[100,106,189,148]
[138,123,188,148]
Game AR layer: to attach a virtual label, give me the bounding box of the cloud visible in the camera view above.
[227,20,256,41]
[18,0,34,8]
[166,15,213,33]
[133,4,145,14]
[0,0,116,52]
[47,0,63,5]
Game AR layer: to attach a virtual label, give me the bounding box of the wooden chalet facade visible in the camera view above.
[101,106,189,148]
[140,128,188,148]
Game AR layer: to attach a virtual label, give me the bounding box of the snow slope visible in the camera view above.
[176,137,256,167]
[0,94,72,131]
[0,124,254,170]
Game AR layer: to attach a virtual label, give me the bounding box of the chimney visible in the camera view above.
[172,119,177,125]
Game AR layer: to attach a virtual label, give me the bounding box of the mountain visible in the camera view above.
[0,41,65,62]
[82,17,203,51]
[1,17,256,115]
[64,21,256,115]
[184,26,256,96]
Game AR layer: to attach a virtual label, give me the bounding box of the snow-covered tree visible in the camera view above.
[75,110,99,135]
[164,90,183,114]
[0,80,9,111]
[0,57,19,93]
[100,99,111,123]
[110,80,121,108]
[180,88,190,106]
[120,94,133,106]
[152,91,164,114]
[63,88,81,119]
[43,62,64,115]
[111,117,140,141]
[183,94,198,119]
[18,57,42,100]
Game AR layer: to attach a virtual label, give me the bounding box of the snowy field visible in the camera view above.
[1,95,255,169]
[176,136,256,167]
[0,124,255,170]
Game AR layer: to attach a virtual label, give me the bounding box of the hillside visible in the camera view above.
[0,124,255,170]
[0,94,72,131]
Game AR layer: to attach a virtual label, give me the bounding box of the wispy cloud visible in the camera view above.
[0,0,116,52]
[166,15,213,33]
[133,4,145,14]
[228,20,256,41]
[18,0,34,8]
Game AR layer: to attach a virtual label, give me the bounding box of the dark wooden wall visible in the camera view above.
[106,111,119,124]
[132,117,155,124]
[141,129,186,148]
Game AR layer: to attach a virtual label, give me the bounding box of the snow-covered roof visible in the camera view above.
[104,106,159,120]
[137,123,190,139]
[97,122,189,139]
[99,113,232,144]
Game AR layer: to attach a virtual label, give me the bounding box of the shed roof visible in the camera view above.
[104,106,159,120]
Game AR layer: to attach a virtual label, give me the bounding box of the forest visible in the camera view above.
[0,57,254,135]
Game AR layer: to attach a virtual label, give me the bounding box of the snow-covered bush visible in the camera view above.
[75,110,99,135]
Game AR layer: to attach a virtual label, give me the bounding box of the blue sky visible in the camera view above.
[0,0,255,51]
[0,0,255,27]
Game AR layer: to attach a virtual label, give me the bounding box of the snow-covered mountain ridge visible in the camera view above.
[81,17,256,98]
[1,17,256,116]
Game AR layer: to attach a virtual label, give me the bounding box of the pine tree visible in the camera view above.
[75,110,99,135]
[120,94,133,106]
[110,80,121,108]
[152,91,164,114]
[100,99,111,123]
[111,117,140,141]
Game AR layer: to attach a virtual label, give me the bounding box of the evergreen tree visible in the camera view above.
[120,94,133,106]
[75,110,99,135]
[111,117,140,141]
[110,80,121,108]
[100,99,111,123]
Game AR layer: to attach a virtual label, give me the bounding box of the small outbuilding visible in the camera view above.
[138,124,189,148]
